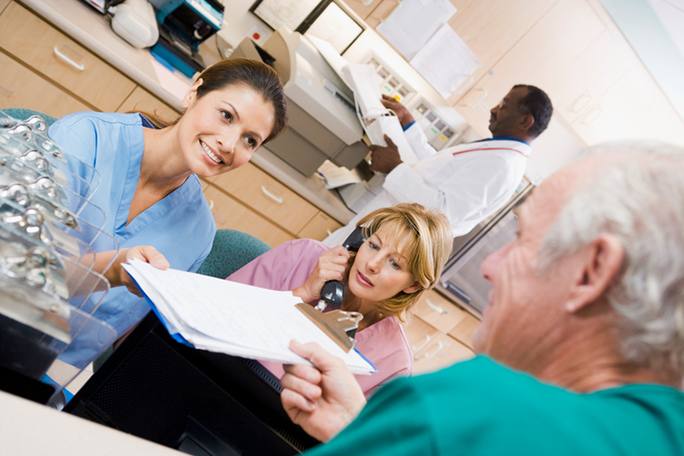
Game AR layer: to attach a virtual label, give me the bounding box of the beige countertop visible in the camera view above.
[0,390,184,455]
[18,0,355,224]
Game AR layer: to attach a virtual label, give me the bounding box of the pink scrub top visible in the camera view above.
[226,238,413,396]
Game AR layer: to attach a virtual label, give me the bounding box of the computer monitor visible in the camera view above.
[64,312,320,456]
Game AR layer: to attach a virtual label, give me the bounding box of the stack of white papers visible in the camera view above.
[123,259,376,375]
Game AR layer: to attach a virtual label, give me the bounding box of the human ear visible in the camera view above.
[181,78,204,109]
[402,281,423,294]
[566,234,623,313]
[519,113,535,132]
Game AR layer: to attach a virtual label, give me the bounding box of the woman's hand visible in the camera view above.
[104,246,170,296]
[281,341,366,442]
[292,246,350,303]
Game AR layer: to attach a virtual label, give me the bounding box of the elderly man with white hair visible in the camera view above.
[280,141,684,455]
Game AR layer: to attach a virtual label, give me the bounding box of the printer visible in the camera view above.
[148,0,224,77]
[252,28,369,177]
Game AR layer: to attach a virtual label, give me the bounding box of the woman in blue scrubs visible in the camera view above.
[48,58,287,367]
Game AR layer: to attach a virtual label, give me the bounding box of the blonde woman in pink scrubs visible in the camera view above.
[227,203,452,396]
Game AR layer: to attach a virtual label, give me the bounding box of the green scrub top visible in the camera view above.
[305,356,684,455]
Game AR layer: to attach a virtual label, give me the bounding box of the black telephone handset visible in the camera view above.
[316,227,367,312]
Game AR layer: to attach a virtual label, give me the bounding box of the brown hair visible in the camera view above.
[140,58,287,143]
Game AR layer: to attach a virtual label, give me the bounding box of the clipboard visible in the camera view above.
[296,304,362,353]
[122,260,377,375]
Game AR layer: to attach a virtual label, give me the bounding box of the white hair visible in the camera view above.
[538,141,684,382]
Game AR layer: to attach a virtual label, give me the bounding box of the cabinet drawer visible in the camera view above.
[447,313,480,350]
[296,211,342,241]
[117,86,179,125]
[204,184,294,248]
[412,334,473,376]
[410,290,468,334]
[0,3,135,112]
[209,162,319,235]
[0,51,90,117]
[401,316,440,356]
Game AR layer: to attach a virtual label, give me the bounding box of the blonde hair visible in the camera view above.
[350,203,453,321]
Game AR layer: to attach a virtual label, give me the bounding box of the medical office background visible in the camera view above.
[1,0,683,377]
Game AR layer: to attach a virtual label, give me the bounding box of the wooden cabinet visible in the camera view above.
[209,163,319,235]
[297,212,343,241]
[0,3,135,112]
[402,289,477,375]
[453,0,606,136]
[0,51,90,117]
[116,87,179,124]
[548,31,631,125]
[206,162,342,246]
[204,162,342,247]
[0,2,180,123]
[447,0,559,102]
[571,67,658,145]
[203,185,295,247]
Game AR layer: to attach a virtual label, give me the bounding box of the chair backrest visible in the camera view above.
[1,108,58,125]
[197,229,271,279]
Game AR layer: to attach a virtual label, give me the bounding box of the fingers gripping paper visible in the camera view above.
[342,63,419,165]
[123,259,376,375]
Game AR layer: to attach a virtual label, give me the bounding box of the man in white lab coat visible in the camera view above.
[323,84,553,246]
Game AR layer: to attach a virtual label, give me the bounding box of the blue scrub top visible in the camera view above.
[49,112,216,367]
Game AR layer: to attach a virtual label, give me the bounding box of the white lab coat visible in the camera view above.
[323,124,530,246]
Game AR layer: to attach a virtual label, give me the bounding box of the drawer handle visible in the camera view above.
[581,105,603,126]
[570,92,592,113]
[426,298,447,315]
[261,185,283,204]
[54,46,85,71]
[412,334,431,356]
[425,341,449,360]
[454,74,474,96]
[466,89,487,109]
[0,84,13,98]
[208,199,215,211]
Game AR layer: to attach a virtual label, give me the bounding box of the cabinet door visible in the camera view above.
[363,0,400,28]
[0,51,90,117]
[410,290,468,334]
[447,313,480,350]
[0,0,10,13]
[401,316,440,356]
[412,334,473,375]
[549,31,631,125]
[204,185,294,247]
[621,92,683,144]
[344,0,382,21]
[571,67,658,145]
[209,163,319,235]
[453,0,605,135]
[0,3,135,112]
[447,0,559,101]
[296,212,342,241]
[117,87,179,125]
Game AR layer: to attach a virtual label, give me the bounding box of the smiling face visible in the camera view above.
[471,164,584,369]
[347,226,422,304]
[177,80,276,178]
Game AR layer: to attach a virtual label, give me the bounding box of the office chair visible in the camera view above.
[197,228,271,278]
[0,108,57,125]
